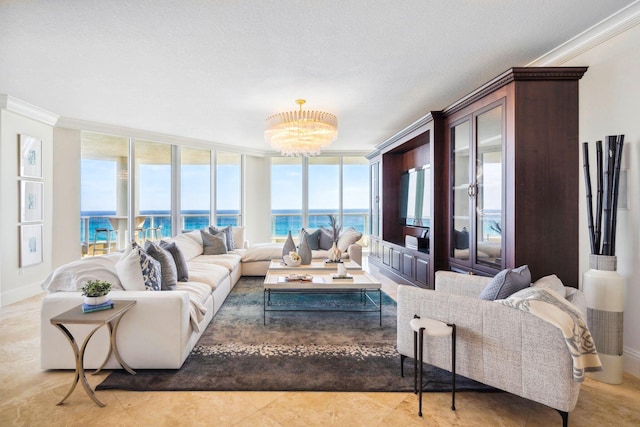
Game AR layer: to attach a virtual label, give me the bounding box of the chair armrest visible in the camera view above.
[434,270,491,298]
[347,244,362,266]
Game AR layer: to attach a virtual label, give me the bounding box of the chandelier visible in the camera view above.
[265,99,338,156]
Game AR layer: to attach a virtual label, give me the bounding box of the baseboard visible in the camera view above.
[624,346,640,379]
[1,282,43,307]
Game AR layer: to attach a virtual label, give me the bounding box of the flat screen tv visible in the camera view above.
[399,165,431,228]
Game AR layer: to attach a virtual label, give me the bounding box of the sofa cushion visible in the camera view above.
[318,228,335,250]
[159,240,189,282]
[480,265,530,300]
[116,242,161,291]
[200,229,228,255]
[191,254,241,272]
[144,241,178,291]
[209,225,236,250]
[532,274,566,298]
[299,228,321,250]
[175,281,212,307]
[337,227,362,252]
[171,231,204,261]
[185,262,229,290]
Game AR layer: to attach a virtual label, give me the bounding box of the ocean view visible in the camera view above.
[81,209,369,242]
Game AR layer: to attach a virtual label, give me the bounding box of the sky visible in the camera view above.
[82,159,369,213]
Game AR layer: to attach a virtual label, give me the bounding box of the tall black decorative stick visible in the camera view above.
[601,137,614,255]
[582,142,596,254]
[610,135,625,256]
[594,140,603,254]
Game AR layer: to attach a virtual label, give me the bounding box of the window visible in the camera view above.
[80,132,129,256]
[181,146,211,232]
[270,156,370,241]
[271,157,303,240]
[216,151,241,226]
[136,139,172,240]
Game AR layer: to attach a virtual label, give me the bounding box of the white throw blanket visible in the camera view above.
[498,287,602,382]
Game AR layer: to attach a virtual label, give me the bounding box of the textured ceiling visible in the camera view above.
[0,1,634,154]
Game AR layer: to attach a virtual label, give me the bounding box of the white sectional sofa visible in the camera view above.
[40,228,363,370]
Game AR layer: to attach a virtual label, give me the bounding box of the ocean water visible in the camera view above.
[81,210,368,242]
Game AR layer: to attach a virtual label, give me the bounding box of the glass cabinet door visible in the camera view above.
[475,105,503,268]
[370,161,380,237]
[451,120,471,263]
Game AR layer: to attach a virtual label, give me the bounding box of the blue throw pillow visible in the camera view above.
[133,242,161,291]
[480,265,531,300]
[318,228,334,250]
[299,228,321,250]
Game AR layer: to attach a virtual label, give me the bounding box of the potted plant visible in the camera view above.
[81,280,112,305]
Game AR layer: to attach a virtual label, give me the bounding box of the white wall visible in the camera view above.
[243,155,272,244]
[0,109,54,306]
[52,127,81,268]
[561,21,640,377]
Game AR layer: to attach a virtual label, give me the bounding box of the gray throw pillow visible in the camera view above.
[144,241,178,291]
[299,228,321,250]
[480,265,531,300]
[318,227,334,250]
[209,225,235,250]
[159,240,189,282]
[200,229,228,255]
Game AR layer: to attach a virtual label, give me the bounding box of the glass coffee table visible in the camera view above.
[263,270,382,326]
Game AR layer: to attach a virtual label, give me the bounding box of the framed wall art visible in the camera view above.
[20,180,44,222]
[19,134,43,178]
[20,224,43,267]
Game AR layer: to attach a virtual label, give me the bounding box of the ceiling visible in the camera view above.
[0,1,634,155]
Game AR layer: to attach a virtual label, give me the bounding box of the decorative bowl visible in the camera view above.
[283,255,301,267]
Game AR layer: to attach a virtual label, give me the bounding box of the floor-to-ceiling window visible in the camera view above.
[135,139,172,240]
[271,157,303,240]
[181,146,211,232]
[80,132,129,256]
[216,151,241,226]
[270,156,369,241]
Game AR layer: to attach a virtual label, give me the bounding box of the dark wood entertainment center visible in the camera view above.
[367,67,587,289]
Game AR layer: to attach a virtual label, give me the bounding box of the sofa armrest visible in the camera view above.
[565,287,587,317]
[41,290,193,370]
[347,244,362,266]
[434,270,490,298]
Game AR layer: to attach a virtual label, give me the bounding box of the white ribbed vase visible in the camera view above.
[582,254,625,384]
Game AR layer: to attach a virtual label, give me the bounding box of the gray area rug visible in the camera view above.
[97,277,496,393]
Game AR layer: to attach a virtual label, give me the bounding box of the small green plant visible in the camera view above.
[81,280,112,297]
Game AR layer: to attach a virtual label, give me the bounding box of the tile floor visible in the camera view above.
[1,267,639,426]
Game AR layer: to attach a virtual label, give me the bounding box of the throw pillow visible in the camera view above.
[532,274,566,298]
[116,242,161,291]
[454,228,469,250]
[318,227,334,250]
[479,265,531,300]
[159,240,189,282]
[144,241,178,290]
[200,229,228,255]
[209,225,235,250]
[337,227,363,252]
[299,228,321,250]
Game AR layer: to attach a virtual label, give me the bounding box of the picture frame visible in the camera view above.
[20,224,43,267]
[20,180,44,222]
[19,134,43,178]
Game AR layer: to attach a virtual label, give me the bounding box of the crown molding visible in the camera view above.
[0,94,59,126]
[528,0,640,66]
[373,112,436,154]
[56,116,267,157]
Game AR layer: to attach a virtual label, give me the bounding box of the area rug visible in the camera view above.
[97,277,496,393]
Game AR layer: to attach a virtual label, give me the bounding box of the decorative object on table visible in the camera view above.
[326,215,343,262]
[283,251,302,267]
[581,135,625,384]
[282,230,296,258]
[19,223,43,267]
[81,280,113,312]
[297,232,312,265]
[264,99,338,157]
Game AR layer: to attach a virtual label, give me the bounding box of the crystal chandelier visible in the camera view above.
[265,99,338,156]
